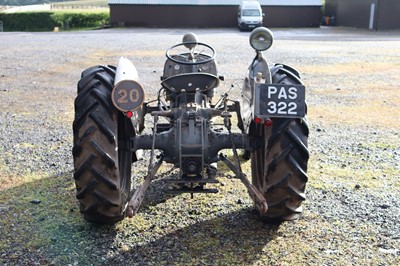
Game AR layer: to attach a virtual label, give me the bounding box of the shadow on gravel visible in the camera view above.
[105,175,282,264]
[140,178,183,206]
[0,171,119,264]
[1,171,279,265]
[108,207,280,265]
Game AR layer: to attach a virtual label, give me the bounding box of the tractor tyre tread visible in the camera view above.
[252,65,309,222]
[73,65,131,224]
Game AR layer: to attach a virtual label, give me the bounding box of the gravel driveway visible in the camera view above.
[0,27,399,265]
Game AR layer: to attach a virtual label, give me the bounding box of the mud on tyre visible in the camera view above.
[72,65,133,224]
[251,65,309,222]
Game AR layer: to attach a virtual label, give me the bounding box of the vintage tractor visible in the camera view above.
[72,27,309,224]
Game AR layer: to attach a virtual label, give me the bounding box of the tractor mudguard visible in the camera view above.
[112,57,146,162]
[241,62,306,135]
[240,56,271,134]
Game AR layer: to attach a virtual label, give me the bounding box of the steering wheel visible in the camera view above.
[166,42,216,65]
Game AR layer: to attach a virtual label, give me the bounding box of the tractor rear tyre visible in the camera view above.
[72,65,133,224]
[251,65,309,222]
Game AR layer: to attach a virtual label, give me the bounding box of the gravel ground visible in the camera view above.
[0,27,399,265]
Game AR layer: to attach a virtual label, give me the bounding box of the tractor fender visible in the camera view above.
[240,56,272,134]
[244,63,304,137]
[112,57,145,114]
[113,57,144,162]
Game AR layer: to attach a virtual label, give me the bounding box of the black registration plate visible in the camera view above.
[255,83,306,118]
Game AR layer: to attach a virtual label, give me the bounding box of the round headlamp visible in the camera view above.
[249,27,274,51]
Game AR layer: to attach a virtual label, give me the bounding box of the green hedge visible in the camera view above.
[0,11,109,31]
[0,12,55,31]
[51,12,109,30]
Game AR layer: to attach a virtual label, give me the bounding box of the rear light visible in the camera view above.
[254,117,273,127]
[264,119,273,127]
[254,117,263,124]
[126,111,133,118]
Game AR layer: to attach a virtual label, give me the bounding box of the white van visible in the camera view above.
[237,1,264,31]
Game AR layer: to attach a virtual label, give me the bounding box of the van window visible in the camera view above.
[242,9,261,16]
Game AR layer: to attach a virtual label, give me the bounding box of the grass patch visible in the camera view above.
[0,172,67,259]
[308,130,400,193]
[305,60,400,129]
[310,160,399,191]
[310,102,400,129]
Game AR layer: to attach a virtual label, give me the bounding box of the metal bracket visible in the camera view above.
[219,154,268,214]
[126,112,164,218]
[126,155,163,218]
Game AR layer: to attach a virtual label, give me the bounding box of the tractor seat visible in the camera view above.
[161,73,219,93]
